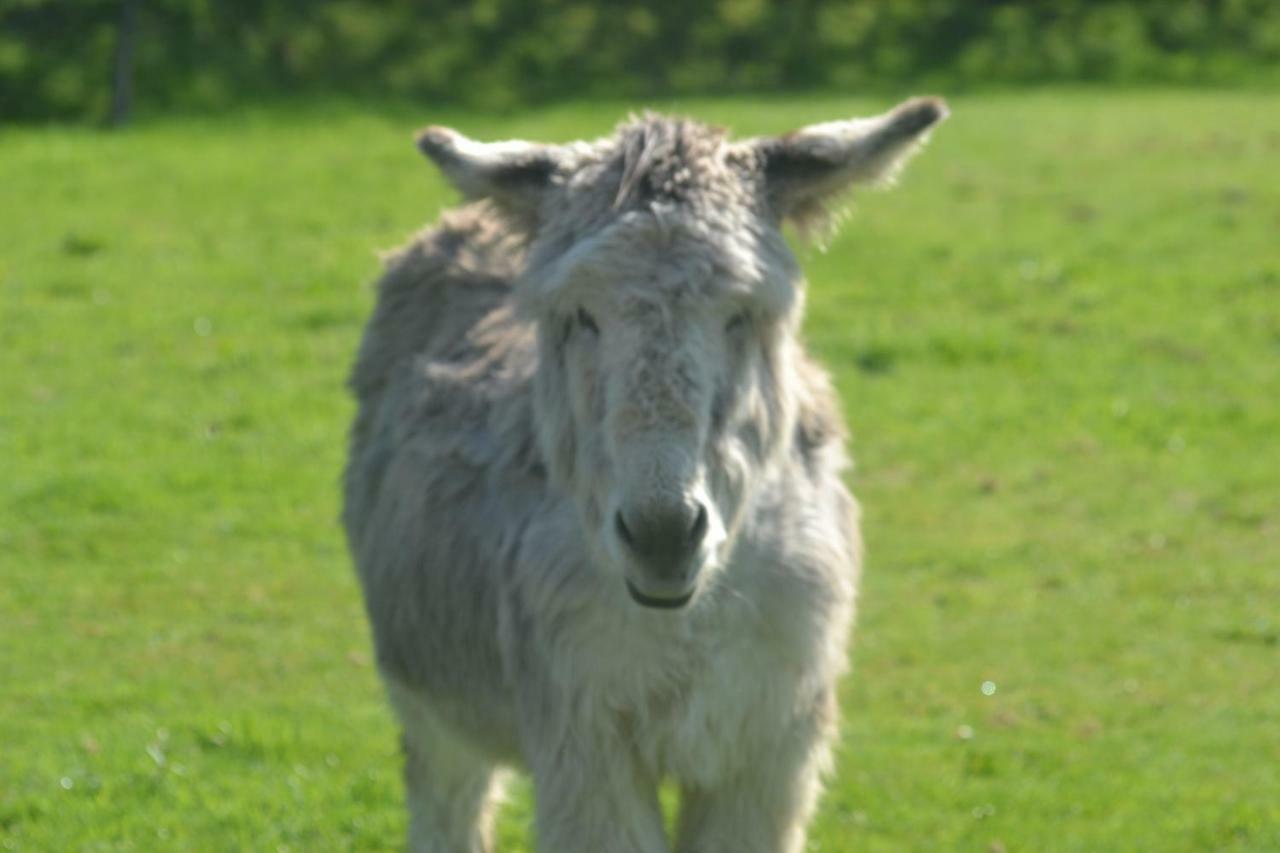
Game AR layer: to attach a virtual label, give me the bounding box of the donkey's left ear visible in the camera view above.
[415,126,564,213]
[748,97,948,228]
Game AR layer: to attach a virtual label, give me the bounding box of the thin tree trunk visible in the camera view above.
[111,0,139,126]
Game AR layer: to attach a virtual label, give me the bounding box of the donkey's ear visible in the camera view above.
[415,126,563,212]
[751,97,948,230]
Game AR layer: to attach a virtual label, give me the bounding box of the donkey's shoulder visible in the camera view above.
[349,202,527,403]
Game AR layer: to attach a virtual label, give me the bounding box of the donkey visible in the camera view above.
[343,97,947,853]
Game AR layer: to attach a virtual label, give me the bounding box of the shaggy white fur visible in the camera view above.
[343,98,946,853]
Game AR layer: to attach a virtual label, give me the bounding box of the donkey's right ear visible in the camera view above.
[747,97,948,238]
[415,126,564,213]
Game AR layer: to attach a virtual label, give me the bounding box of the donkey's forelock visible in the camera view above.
[608,114,740,210]
[510,114,789,317]
[514,113,766,294]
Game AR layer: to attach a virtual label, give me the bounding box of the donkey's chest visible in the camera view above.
[643,644,789,785]
[584,611,803,787]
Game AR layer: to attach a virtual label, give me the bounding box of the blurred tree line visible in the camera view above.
[3,0,1280,123]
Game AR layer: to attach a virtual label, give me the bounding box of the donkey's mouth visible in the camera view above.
[626,581,694,610]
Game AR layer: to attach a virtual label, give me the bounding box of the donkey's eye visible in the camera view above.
[576,308,600,335]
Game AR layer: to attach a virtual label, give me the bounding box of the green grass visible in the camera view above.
[3,90,1278,851]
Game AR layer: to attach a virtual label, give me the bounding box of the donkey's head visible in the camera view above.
[418,99,946,609]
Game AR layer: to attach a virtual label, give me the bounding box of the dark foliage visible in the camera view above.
[3,0,1280,122]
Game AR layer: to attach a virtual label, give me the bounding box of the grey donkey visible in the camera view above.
[343,97,948,852]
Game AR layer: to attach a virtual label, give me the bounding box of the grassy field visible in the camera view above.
[2,90,1278,851]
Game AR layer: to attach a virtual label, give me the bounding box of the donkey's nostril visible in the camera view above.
[615,511,634,548]
[690,503,708,543]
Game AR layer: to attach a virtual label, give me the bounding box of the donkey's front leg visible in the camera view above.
[674,710,834,853]
[528,734,669,853]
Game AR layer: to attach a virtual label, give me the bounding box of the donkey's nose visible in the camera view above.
[615,501,708,578]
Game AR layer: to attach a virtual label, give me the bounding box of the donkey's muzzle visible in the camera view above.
[615,502,707,581]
